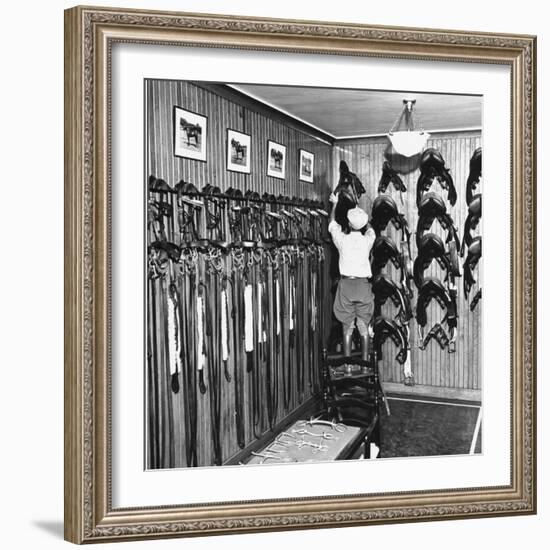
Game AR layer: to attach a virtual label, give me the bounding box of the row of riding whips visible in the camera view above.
[146,146,482,467]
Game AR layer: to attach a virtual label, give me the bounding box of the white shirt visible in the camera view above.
[328,220,376,278]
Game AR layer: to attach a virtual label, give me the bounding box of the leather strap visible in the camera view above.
[420,323,450,351]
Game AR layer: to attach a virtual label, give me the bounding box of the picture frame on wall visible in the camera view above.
[173,106,207,161]
[267,140,286,179]
[64,5,536,544]
[299,149,315,183]
[226,128,252,173]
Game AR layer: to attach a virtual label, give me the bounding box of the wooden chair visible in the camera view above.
[318,349,383,458]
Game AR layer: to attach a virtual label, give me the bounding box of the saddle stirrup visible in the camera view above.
[378,379,391,416]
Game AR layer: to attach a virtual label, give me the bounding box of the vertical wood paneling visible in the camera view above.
[147,80,332,201]
[334,131,482,390]
[146,79,482,471]
[146,80,333,468]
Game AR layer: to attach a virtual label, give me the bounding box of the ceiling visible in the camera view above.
[231,84,482,139]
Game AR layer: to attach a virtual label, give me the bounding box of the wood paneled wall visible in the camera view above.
[145,80,334,468]
[333,131,482,390]
[145,78,483,470]
[146,234,330,469]
[146,80,333,200]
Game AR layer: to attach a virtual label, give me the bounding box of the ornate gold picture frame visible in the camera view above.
[64,5,536,544]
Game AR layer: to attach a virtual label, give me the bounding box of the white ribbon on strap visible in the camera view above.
[244,284,254,352]
[221,289,229,362]
[403,353,413,378]
[197,294,205,371]
[257,282,264,343]
[166,291,178,376]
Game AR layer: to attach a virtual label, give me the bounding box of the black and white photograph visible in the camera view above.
[147,79,483,470]
[227,128,251,173]
[267,140,286,179]
[173,106,207,161]
[300,149,315,183]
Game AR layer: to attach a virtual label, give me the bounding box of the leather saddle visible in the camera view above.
[372,274,413,324]
[416,192,461,251]
[463,236,482,296]
[334,160,365,199]
[415,276,452,328]
[175,180,200,195]
[416,148,457,207]
[372,316,408,365]
[225,186,242,199]
[466,147,482,205]
[413,233,452,288]
[334,160,365,231]
[415,276,458,352]
[378,161,406,193]
[202,183,222,196]
[371,194,410,239]
[461,193,482,255]
[148,175,172,192]
[149,240,181,261]
[371,235,402,275]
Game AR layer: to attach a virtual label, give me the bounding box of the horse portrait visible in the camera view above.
[269,147,284,171]
[301,155,312,177]
[179,117,202,148]
[173,107,207,161]
[231,138,247,165]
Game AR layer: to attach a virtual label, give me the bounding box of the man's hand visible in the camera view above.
[329,191,339,204]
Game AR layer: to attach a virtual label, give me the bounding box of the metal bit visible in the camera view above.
[251,451,280,464]
[298,417,347,432]
[292,428,338,440]
[294,439,328,452]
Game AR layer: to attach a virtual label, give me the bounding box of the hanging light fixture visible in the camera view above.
[387,99,430,157]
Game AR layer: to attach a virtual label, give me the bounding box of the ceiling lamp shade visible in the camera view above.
[388,131,429,157]
[387,99,430,157]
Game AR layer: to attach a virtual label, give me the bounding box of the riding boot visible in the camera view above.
[343,329,353,358]
[361,333,370,362]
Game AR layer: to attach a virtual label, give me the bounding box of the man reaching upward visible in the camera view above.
[329,191,376,360]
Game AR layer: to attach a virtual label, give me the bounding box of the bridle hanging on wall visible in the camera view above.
[146,176,331,468]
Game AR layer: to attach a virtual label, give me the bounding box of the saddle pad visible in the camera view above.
[246,420,363,464]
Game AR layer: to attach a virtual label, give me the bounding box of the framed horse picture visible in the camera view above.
[267,140,286,179]
[227,128,251,173]
[173,106,207,161]
[64,5,536,545]
[299,149,315,183]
